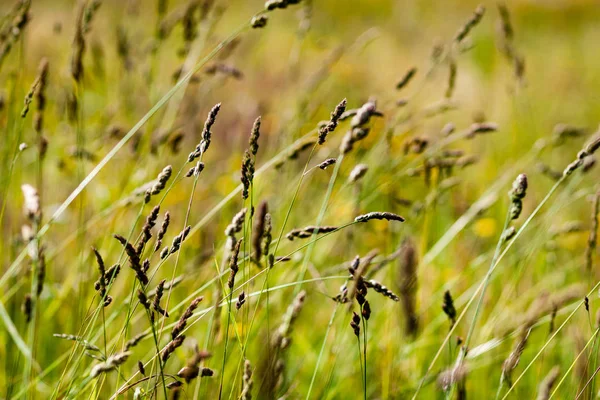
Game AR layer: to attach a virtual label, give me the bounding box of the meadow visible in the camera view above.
[2,0,600,398]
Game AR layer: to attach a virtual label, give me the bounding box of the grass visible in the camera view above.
[3,0,600,398]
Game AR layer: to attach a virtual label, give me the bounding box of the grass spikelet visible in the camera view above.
[349,164,368,183]
[0,0,30,68]
[152,279,169,317]
[92,247,111,306]
[162,335,186,362]
[145,166,172,203]
[249,116,261,156]
[363,279,400,302]
[114,234,148,285]
[318,98,347,144]
[396,67,417,91]
[445,58,457,99]
[136,205,160,254]
[442,290,457,328]
[189,103,221,161]
[90,351,131,378]
[227,239,242,289]
[21,70,42,119]
[22,294,32,323]
[241,150,254,200]
[53,333,100,352]
[586,192,600,270]
[169,225,191,255]
[261,290,306,397]
[242,359,253,400]
[354,211,405,223]
[137,360,145,376]
[508,173,527,220]
[154,211,171,252]
[318,158,336,170]
[455,4,485,43]
[21,184,40,222]
[226,208,247,252]
[502,328,530,387]
[71,0,101,83]
[437,364,467,394]
[466,122,498,138]
[397,237,418,336]
[125,333,146,351]
[252,201,268,263]
[33,57,49,137]
[172,297,203,341]
[285,225,338,240]
[552,123,586,145]
[236,291,246,310]
[536,366,560,400]
[251,15,268,28]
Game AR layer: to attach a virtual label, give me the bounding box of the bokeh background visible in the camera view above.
[2,0,600,398]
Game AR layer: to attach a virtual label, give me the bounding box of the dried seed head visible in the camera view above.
[252,201,268,263]
[509,173,528,220]
[350,311,361,336]
[445,59,457,99]
[437,365,467,391]
[265,0,302,11]
[396,67,417,91]
[152,279,169,318]
[145,165,172,203]
[348,164,368,183]
[170,225,191,255]
[241,150,254,200]
[162,335,186,362]
[189,103,221,161]
[241,359,253,400]
[502,328,530,386]
[54,333,100,352]
[510,173,528,200]
[249,116,261,156]
[364,279,400,301]
[236,291,246,310]
[21,184,40,222]
[137,205,160,254]
[251,15,268,28]
[273,290,307,349]
[441,122,455,136]
[22,294,32,323]
[138,360,145,376]
[502,226,517,242]
[172,297,203,340]
[125,333,147,350]
[397,237,418,335]
[354,211,405,223]
[318,158,337,170]
[114,234,147,285]
[227,239,242,289]
[455,4,485,43]
[286,225,338,241]
[466,122,498,138]
[90,351,131,378]
[536,366,560,400]
[318,98,347,144]
[154,211,171,252]
[177,365,199,383]
[552,124,586,145]
[442,290,457,326]
[362,300,371,320]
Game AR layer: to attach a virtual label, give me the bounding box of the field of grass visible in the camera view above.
[3,0,600,398]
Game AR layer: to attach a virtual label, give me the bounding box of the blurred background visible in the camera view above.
[2,0,600,398]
